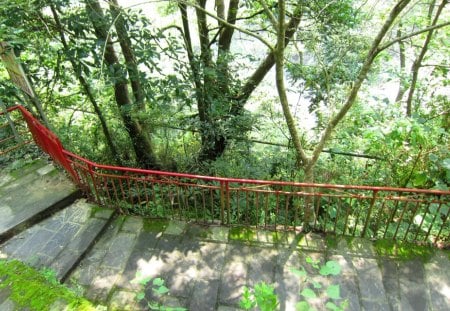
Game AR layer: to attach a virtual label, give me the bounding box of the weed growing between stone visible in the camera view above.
[291,257,348,311]
[240,282,279,310]
[240,256,348,311]
[132,272,187,311]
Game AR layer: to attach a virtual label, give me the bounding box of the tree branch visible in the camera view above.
[259,0,278,30]
[306,0,413,174]
[234,3,303,105]
[218,0,239,52]
[377,21,450,53]
[179,0,274,50]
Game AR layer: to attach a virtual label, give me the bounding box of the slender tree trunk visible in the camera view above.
[178,2,205,121]
[272,0,413,178]
[233,3,303,108]
[181,1,302,163]
[272,0,315,225]
[271,0,412,224]
[49,5,122,165]
[85,0,159,168]
[108,0,145,108]
[304,0,413,175]
[405,0,445,117]
[395,25,407,103]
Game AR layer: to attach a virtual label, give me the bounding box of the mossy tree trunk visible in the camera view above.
[85,0,160,169]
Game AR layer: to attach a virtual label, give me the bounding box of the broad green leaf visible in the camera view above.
[326,284,341,299]
[148,302,160,310]
[139,276,152,286]
[306,257,320,269]
[341,299,350,309]
[312,281,322,289]
[136,292,145,301]
[291,267,307,278]
[254,282,278,311]
[442,158,450,170]
[413,173,427,187]
[153,277,165,286]
[239,286,256,310]
[319,261,341,276]
[153,285,170,295]
[325,301,341,310]
[296,301,316,311]
[300,288,317,299]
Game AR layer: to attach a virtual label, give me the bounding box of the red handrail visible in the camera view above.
[1,105,449,245]
[13,106,79,183]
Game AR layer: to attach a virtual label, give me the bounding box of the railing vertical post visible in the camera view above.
[220,181,225,225]
[424,202,443,242]
[220,180,230,225]
[361,190,378,238]
[434,197,449,244]
[226,182,230,225]
[0,99,21,143]
[87,163,101,204]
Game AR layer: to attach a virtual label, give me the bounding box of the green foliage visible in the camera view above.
[291,257,348,311]
[374,239,435,262]
[240,282,279,311]
[240,257,347,311]
[1,0,448,194]
[132,273,186,311]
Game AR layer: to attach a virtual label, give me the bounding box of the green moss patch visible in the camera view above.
[8,158,43,178]
[184,224,211,239]
[229,227,257,242]
[374,239,435,262]
[325,235,339,249]
[143,218,170,233]
[0,259,98,311]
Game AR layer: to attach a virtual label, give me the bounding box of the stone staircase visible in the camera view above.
[0,159,449,310]
[0,159,115,308]
[0,159,82,244]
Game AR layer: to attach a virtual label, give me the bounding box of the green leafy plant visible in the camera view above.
[240,282,279,311]
[132,273,186,311]
[291,257,348,311]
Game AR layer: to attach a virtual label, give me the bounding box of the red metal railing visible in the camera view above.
[0,106,33,156]
[1,105,449,246]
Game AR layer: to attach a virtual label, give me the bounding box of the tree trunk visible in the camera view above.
[85,0,159,169]
[182,1,303,163]
[271,0,412,224]
[405,0,445,117]
[395,25,407,103]
[49,5,123,165]
[108,0,145,108]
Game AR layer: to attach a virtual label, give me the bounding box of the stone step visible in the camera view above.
[0,199,115,281]
[0,159,81,243]
[423,250,450,310]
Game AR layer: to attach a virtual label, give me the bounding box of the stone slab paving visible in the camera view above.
[0,159,80,242]
[66,219,450,311]
[0,199,114,281]
[0,161,449,310]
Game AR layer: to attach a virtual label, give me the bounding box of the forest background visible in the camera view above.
[0,0,449,190]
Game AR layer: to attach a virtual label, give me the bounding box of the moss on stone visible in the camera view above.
[89,205,106,218]
[143,218,169,233]
[325,235,339,249]
[373,239,435,262]
[229,226,257,241]
[8,158,43,178]
[0,259,98,311]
